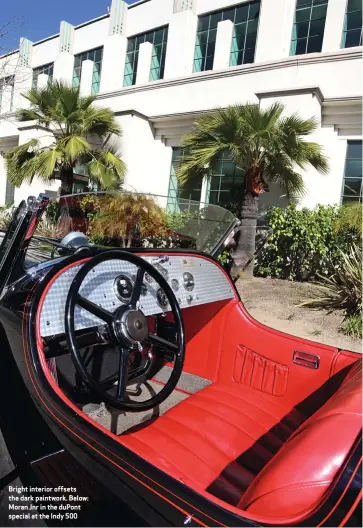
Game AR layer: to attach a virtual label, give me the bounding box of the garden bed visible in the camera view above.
[237,277,361,353]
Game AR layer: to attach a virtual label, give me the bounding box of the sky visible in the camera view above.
[1,0,140,50]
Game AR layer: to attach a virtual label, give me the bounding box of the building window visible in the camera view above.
[73,47,103,94]
[167,148,202,211]
[32,63,54,89]
[193,1,260,72]
[207,151,245,209]
[0,77,14,113]
[342,140,362,203]
[167,148,244,211]
[124,26,168,87]
[342,0,362,48]
[290,0,328,55]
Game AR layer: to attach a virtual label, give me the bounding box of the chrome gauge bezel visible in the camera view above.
[114,274,134,303]
[183,271,195,292]
[171,278,180,292]
[156,288,169,308]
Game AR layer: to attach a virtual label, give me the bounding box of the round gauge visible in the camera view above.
[114,275,133,303]
[156,288,168,308]
[183,272,195,292]
[171,278,180,292]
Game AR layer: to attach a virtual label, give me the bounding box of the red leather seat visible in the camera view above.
[120,360,362,518]
[238,359,362,516]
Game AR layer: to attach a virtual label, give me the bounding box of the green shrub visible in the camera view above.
[335,202,362,235]
[255,204,360,281]
[217,249,233,273]
[340,315,362,339]
[300,243,362,316]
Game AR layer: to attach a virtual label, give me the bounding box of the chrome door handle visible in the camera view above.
[293,351,320,369]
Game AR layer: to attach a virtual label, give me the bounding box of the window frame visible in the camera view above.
[0,76,15,114]
[32,62,54,89]
[341,0,363,48]
[72,47,104,94]
[167,148,245,212]
[290,0,329,56]
[123,26,169,87]
[193,1,261,73]
[341,139,363,204]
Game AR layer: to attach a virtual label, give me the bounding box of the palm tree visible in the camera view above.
[176,103,329,276]
[6,81,125,195]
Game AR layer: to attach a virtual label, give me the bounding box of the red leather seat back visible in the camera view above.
[238,360,362,517]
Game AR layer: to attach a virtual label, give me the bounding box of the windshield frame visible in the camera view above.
[26,190,239,262]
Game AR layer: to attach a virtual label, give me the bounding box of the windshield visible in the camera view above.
[22,191,237,264]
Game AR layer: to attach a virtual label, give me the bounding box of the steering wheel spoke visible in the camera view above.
[130,267,145,309]
[147,333,178,353]
[64,250,185,412]
[77,295,114,325]
[116,347,130,400]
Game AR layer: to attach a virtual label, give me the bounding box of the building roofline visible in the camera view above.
[256,86,324,105]
[0,13,111,60]
[1,0,150,59]
[128,0,151,9]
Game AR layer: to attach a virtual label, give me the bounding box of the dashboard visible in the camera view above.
[39,255,235,338]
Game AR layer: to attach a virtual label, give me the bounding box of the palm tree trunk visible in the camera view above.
[59,166,74,234]
[59,166,74,196]
[231,165,261,278]
[232,191,258,278]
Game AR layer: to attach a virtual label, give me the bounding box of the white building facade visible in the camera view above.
[0,0,361,213]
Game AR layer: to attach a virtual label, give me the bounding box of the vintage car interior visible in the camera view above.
[1,193,361,526]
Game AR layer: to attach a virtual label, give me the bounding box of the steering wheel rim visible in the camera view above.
[64,250,185,412]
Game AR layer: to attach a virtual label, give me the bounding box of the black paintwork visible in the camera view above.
[0,198,361,527]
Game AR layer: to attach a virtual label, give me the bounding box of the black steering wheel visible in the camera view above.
[64,250,185,412]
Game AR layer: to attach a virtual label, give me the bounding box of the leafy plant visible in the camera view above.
[176,103,328,274]
[82,194,169,248]
[335,202,362,236]
[300,243,362,317]
[6,81,125,195]
[217,249,233,272]
[165,210,195,231]
[34,218,66,239]
[340,315,362,339]
[0,205,14,230]
[255,204,360,281]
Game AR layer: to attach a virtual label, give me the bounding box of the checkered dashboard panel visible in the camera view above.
[39,255,235,337]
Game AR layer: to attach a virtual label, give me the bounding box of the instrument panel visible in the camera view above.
[39,255,235,338]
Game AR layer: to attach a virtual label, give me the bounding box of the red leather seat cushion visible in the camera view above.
[120,360,362,518]
[238,359,362,516]
[121,382,306,503]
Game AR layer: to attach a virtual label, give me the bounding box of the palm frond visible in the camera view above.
[294,141,329,174]
[80,107,121,137]
[32,149,61,179]
[6,139,40,185]
[57,135,91,163]
[87,147,125,189]
[8,80,125,190]
[176,103,328,199]
[280,114,318,137]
